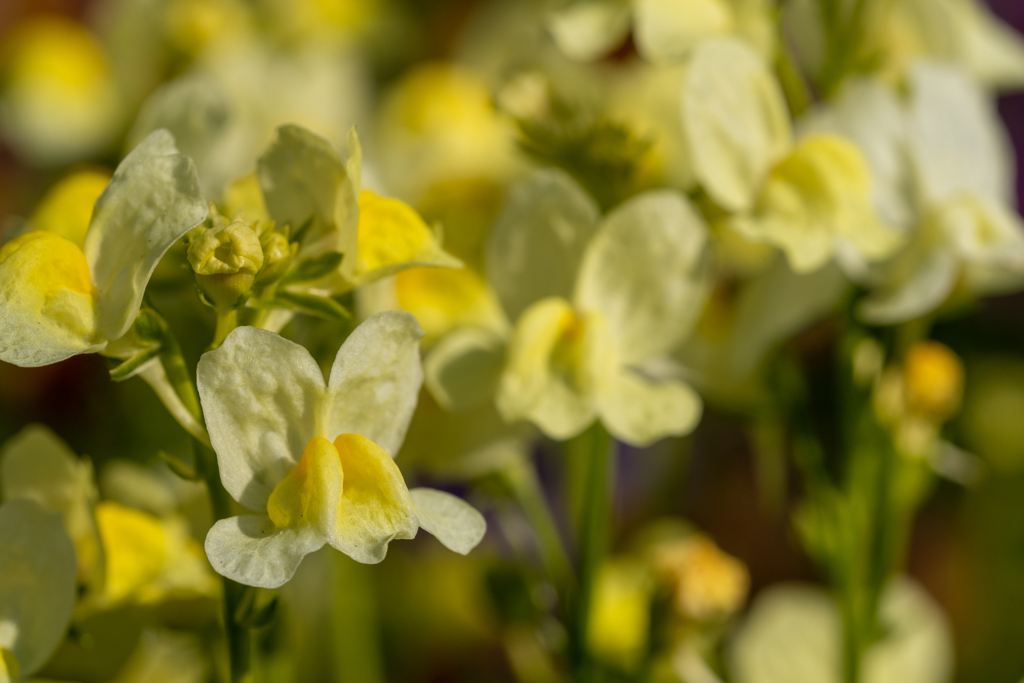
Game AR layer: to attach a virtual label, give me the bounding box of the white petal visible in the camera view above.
[597,368,702,447]
[0,499,76,676]
[424,327,506,413]
[326,311,425,456]
[204,515,324,589]
[681,37,792,212]
[729,584,841,683]
[197,326,326,511]
[83,129,208,342]
[256,124,357,258]
[547,0,632,62]
[487,170,600,322]
[907,62,1015,207]
[859,247,959,325]
[410,488,487,555]
[575,190,709,363]
[634,0,734,64]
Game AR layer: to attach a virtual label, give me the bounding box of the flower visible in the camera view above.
[0,129,207,367]
[681,38,902,276]
[547,0,774,64]
[0,499,77,682]
[428,170,708,446]
[198,312,487,588]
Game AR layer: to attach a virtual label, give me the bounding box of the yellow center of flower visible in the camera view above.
[356,191,436,274]
[5,17,109,90]
[95,502,169,604]
[0,647,19,681]
[29,170,111,249]
[266,434,408,534]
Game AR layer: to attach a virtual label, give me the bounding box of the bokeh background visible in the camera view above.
[2,1,1024,682]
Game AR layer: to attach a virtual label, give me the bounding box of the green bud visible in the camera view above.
[256,228,297,287]
[188,220,265,309]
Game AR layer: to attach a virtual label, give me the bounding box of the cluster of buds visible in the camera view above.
[650,534,750,624]
[870,340,965,459]
[186,207,296,312]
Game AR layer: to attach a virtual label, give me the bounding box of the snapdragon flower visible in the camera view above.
[681,38,903,276]
[428,170,707,446]
[198,312,486,588]
[0,499,76,683]
[806,64,1024,323]
[0,129,207,367]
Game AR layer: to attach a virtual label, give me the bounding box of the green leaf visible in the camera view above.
[108,347,161,382]
[280,251,344,285]
[157,449,199,481]
[289,215,316,247]
[273,290,351,321]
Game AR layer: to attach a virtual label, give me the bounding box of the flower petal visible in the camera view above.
[256,124,357,257]
[424,327,506,413]
[681,37,791,212]
[575,190,709,363]
[597,367,702,447]
[0,425,100,581]
[0,499,76,677]
[907,62,1014,206]
[487,170,600,322]
[410,488,487,555]
[83,129,208,342]
[205,515,324,589]
[547,0,632,62]
[197,326,326,511]
[328,434,418,564]
[859,246,959,325]
[634,0,734,64]
[348,191,462,284]
[497,297,597,441]
[0,231,102,367]
[326,311,425,456]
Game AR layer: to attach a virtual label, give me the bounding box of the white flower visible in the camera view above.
[198,312,486,588]
[0,129,207,367]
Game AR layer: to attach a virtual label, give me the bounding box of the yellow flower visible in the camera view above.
[652,535,749,621]
[587,559,653,672]
[28,169,112,248]
[0,16,121,165]
[0,130,207,367]
[682,38,902,275]
[199,313,486,588]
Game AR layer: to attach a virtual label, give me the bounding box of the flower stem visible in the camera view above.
[212,308,239,349]
[501,456,575,597]
[568,422,613,673]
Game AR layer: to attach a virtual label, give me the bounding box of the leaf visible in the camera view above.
[273,290,351,321]
[280,251,344,286]
[289,215,316,247]
[157,449,199,481]
[108,347,161,382]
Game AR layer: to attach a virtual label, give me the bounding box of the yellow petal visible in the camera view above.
[267,437,344,536]
[224,173,272,224]
[353,190,462,282]
[736,134,902,273]
[95,502,168,605]
[0,230,99,366]
[328,433,418,564]
[497,297,597,441]
[29,170,112,248]
[395,266,505,340]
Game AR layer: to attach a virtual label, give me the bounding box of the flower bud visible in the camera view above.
[255,228,296,287]
[903,341,964,422]
[188,220,264,309]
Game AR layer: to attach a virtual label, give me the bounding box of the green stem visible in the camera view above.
[775,28,813,117]
[156,324,252,683]
[501,457,575,598]
[212,308,239,349]
[569,422,613,673]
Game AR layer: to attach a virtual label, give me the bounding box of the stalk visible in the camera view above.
[568,422,613,673]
